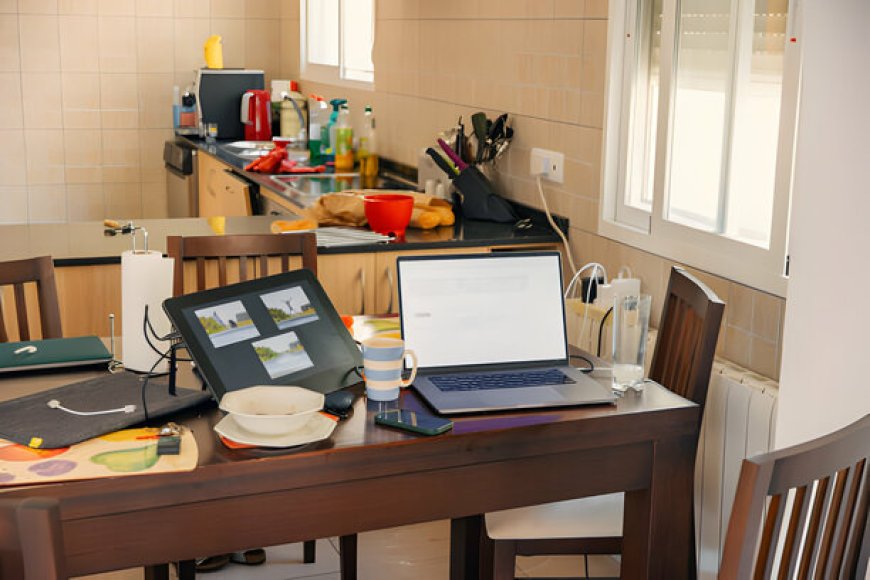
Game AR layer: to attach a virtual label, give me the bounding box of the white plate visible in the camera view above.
[214,412,336,448]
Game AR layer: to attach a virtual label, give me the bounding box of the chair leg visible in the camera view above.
[492,539,518,580]
[478,527,495,580]
[303,539,316,563]
[339,534,357,580]
[175,560,196,580]
[143,564,170,580]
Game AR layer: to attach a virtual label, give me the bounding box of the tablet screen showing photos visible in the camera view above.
[163,269,362,401]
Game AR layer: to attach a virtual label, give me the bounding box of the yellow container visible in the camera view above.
[204,35,223,69]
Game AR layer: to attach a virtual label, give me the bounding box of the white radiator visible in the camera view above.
[695,363,779,578]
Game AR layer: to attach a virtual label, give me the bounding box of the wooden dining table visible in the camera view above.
[0,346,700,579]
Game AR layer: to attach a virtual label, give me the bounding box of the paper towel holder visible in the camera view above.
[104,219,149,253]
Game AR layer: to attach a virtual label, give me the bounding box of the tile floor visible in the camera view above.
[77,520,620,580]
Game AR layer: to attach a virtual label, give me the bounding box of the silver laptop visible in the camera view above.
[397,252,616,415]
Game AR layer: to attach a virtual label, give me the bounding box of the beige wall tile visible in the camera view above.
[59,14,99,71]
[19,0,57,14]
[101,129,140,165]
[0,130,26,186]
[211,18,245,69]
[64,164,103,184]
[63,129,101,165]
[554,0,584,18]
[0,186,28,223]
[727,281,753,331]
[210,0,243,19]
[0,73,23,128]
[19,15,60,71]
[61,72,101,128]
[141,180,167,218]
[58,0,97,14]
[135,0,171,17]
[750,336,780,381]
[244,0,273,19]
[104,182,141,218]
[378,0,417,20]
[21,72,63,128]
[27,184,67,222]
[278,16,299,79]
[245,18,280,80]
[138,128,171,182]
[25,129,65,184]
[98,0,134,16]
[173,0,208,18]
[136,17,174,73]
[137,73,174,129]
[585,0,608,19]
[174,17,209,73]
[752,291,783,342]
[98,16,137,72]
[100,73,139,128]
[724,325,752,369]
[0,14,20,71]
[65,183,104,220]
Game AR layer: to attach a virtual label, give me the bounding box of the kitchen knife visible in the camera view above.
[426,147,458,178]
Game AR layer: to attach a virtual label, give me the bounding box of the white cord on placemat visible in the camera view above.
[46,399,136,416]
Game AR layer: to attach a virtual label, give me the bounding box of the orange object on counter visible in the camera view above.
[270,219,318,233]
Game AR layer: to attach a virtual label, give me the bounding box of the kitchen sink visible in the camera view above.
[225,140,275,157]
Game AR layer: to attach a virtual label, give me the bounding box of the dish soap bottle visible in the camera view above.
[334,104,354,172]
[308,94,328,164]
[358,105,378,178]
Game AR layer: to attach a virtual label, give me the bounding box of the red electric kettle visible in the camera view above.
[241,89,271,141]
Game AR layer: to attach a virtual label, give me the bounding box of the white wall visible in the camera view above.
[776,0,870,448]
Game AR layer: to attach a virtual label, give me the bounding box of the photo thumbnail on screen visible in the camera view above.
[195,300,260,348]
[252,331,315,379]
[260,286,320,330]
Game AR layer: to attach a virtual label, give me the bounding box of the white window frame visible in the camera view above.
[600,0,801,297]
[300,0,375,90]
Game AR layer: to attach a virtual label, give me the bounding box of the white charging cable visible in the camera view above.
[47,400,136,416]
[535,174,577,274]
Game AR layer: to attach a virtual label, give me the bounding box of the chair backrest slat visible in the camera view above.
[721,414,870,579]
[167,233,318,298]
[0,256,63,342]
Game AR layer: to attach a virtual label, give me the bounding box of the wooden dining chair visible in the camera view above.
[483,266,725,579]
[720,413,869,579]
[166,232,318,297]
[166,232,361,578]
[0,497,67,579]
[0,256,63,342]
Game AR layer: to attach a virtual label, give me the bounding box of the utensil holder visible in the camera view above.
[452,166,517,223]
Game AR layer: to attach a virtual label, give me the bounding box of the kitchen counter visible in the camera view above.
[0,215,564,266]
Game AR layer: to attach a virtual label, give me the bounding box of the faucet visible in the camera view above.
[281,92,308,146]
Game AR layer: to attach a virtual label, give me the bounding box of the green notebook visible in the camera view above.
[0,336,112,373]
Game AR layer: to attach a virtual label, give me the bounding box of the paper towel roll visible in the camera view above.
[122,250,174,373]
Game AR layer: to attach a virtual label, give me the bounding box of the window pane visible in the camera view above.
[724,0,789,247]
[307,0,339,67]
[624,0,663,213]
[342,0,374,82]
[666,0,734,232]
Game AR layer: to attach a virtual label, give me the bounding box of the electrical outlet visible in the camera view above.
[530,148,564,183]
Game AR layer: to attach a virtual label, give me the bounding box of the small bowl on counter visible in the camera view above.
[363,193,414,238]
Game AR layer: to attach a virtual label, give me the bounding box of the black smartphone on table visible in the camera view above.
[374,409,453,436]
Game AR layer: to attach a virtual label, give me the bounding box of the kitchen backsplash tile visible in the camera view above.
[21,72,63,129]
[135,0,171,18]
[0,186,29,223]
[0,14,20,71]
[136,16,174,73]
[65,183,104,221]
[0,130,27,186]
[0,73,23,129]
[18,0,58,14]
[57,0,97,15]
[27,184,67,222]
[19,14,60,72]
[98,16,136,72]
[59,15,99,72]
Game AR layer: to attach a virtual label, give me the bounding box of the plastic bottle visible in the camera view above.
[326,98,347,156]
[358,105,378,178]
[279,81,308,141]
[334,104,354,172]
[308,94,328,164]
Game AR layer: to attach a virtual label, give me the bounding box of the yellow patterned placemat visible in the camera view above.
[0,427,198,486]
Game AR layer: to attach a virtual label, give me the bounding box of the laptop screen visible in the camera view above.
[397,252,568,370]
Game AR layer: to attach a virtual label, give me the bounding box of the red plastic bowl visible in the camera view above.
[363,194,414,237]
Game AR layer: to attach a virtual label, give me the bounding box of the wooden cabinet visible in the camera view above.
[198,153,252,217]
[317,253,375,316]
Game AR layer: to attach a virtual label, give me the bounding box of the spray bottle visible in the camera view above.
[326,98,347,158]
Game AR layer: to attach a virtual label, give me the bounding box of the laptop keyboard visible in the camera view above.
[429,369,575,392]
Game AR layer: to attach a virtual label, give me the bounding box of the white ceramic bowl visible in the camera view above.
[219,386,325,436]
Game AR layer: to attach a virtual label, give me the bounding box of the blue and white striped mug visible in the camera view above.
[361,337,418,402]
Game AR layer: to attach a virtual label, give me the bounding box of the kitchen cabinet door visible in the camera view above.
[318,253,375,316]
[372,248,489,315]
[198,153,252,217]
